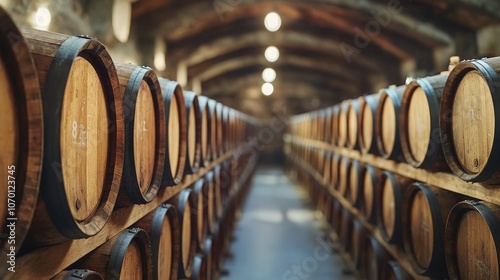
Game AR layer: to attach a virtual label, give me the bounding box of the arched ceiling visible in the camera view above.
[132,0,500,118]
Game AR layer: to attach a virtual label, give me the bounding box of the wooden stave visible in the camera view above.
[215,103,224,156]
[375,85,406,161]
[196,95,211,167]
[323,107,333,143]
[51,269,103,280]
[77,228,153,280]
[376,171,409,245]
[358,93,380,155]
[440,58,500,183]
[212,165,223,221]
[331,152,341,190]
[21,28,124,240]
[337,102,349,147]
[183,91,202,174]
[168,189,197,279]
[134,203,180,280]
[0,9,43,265]
[351,219,366,270]
[400,74,449,170]
[158,78,187,186]
[331,105,340,146]
[115,63,166,206]
[361,236,390,280]
[444,200,500,280]
[339,207,354,255]
[338,156,351,198]
[207,99,219,160]
[346,99,361,150]
[205,171,217,234]
[348,159,362,207]
[192,178,208,252]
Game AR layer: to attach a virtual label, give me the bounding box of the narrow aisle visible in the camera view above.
[222,167,355,280]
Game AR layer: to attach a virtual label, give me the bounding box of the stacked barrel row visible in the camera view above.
[285,56,500,280]
[65,148,257,280]
[0,6,258,279]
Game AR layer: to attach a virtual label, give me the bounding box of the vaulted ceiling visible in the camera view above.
[131,0,500,118]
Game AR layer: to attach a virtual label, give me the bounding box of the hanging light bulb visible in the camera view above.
[262,68,276,83]
[262,83,274,96]
[265,46,279,62]
[264,12,281,32]
[33,7,51,30]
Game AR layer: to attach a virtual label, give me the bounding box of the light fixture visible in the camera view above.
[262,68,276,83]
[265,46,279,62]
[264,12,281,32]
[262,83,274,96]
[33,7,51,30]
[154,38,167,71]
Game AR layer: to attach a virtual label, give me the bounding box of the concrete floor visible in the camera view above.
[221,167,356,280]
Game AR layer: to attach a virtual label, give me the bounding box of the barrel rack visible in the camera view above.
[8,148,248,280]
[284,134,500,279]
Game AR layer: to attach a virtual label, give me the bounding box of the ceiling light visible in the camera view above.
[264,12,281,32]
[262,83,274,96]
[33,7,51,30]
[262,68,276,82]
[265,46,279,62]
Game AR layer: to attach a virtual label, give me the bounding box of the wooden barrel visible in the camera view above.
[337,102,349,147]
[196,96,210,167]
[322,151,332,186]
[134,203,180,280]
[212,166,223,221]
[375,85,406,161]
[331,199,343,235]
[222,105,230,152]
[338,156,351,197]
[339,208,354,255]
[440,57,500,183]
[78,228,152,279]
[331,105,340,145]
[202,238,215,280]
[115,63,166,206]
[205,171,217,234]
[51,269,103,280]
[400,74,449,170]
[168,189,197,279]
[0,9,43,261]
[381,261,412,280]
[360,236,390,280]
[192,178,208,251]
[444,200,500,280]
[183,91,202,174]
[207,100,219,159]
[158,79,187,186]
[351,219,366,269]
[346,99,360,149]
[402,183,462,277]
[376,171,409,244]
[331,153,341,189]
[361,164,378,224]
[215,103,224,155]
[323,107,333,143]
[348,159,362,207]
[190,254,207,280]
[22,28,124,240]
[358,93,380,154]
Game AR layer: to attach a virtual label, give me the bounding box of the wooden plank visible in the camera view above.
[285,135,500,206]
[9,150,236,280]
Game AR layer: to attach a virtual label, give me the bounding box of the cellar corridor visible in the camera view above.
[221,167,354,280]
